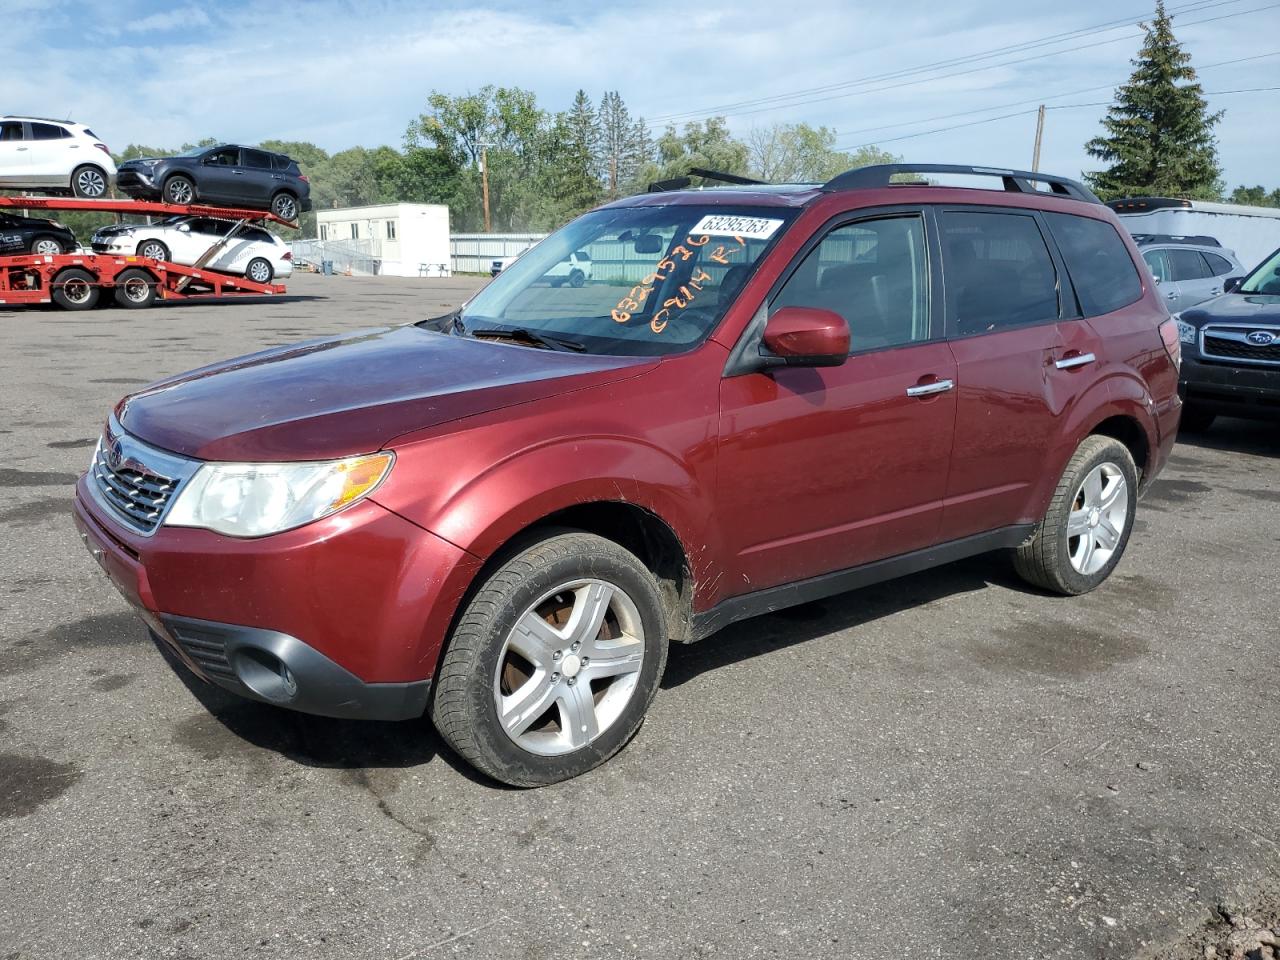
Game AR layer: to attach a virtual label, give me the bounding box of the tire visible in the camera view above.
[431,531,669,787]
[245,257,274,284]
[1179,404,1216,433]
[71,165,108,198]
[51,267,100,311]
[30,235,64,256]
[569,268,585,288]
[1013,435,1139,595]
[270,192,299,221]
[113,268,158,309]
[163,175,195,206]
[137,239,170,262]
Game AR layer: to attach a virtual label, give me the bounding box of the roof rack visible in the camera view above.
[648,168,765,193]
[1130,233,1222,247]
[1107,197,1193,211]
[822,163,1101,204]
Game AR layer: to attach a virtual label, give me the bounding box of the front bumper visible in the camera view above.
[1180,355,1280,420]
[116,168,159,198]
[73,476,482,719]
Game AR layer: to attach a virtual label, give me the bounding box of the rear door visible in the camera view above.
[936,207,1069,540]
[240,149,275,205]
[1167,247,1216,308]
[27,122,72,186]
[716,207,957,590]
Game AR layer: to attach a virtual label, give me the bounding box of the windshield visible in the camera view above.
[1240,248,1280,294]
[450,204,797,356]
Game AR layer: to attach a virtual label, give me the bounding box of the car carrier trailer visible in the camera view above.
[0,196,295,310]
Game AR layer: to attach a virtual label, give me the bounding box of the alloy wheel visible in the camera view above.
[494,578,646,757]
[166,179,193,204]
[247,259,272,283]
[33,239,63,255]
[1066,462,1128,575]
[274,195,297,220]
[76,168,106,197]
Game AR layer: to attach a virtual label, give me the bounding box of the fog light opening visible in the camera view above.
[234,647,300,704]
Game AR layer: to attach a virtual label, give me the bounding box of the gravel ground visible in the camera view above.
[1,274,1278,959]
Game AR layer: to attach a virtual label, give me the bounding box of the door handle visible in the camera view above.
[906,378,955,397]
[1165,290,1178,300]
[16,147,28,151]
[1054,352,1096,370]
[232,170,244,175]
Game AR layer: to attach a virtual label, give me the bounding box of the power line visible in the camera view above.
[828,50,1279,146]
[647,0,1251,125]
[839,85,1280,150]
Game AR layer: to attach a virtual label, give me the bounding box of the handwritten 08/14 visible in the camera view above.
[611,234,747,333]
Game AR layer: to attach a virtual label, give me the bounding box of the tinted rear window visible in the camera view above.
[941,210,1059,334]
[30,123,70,141]
[270,154,296,172]
[1204,252,1234,276]
[1167,248,1210,281]
[243,149,273,170]
[1044,213,1143,316]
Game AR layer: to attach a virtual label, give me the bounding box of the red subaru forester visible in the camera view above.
[75,164,1182,786]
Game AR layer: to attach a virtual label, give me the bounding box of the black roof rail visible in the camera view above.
[1107,197,1194,211]
[648,168,766,193]
[821,163,1102,204]
[1130,233,1222,248]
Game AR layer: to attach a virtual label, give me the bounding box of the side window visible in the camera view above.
[1167,248,1210,281]
[204,148,240,166]
[242,149,272,170]
[1203,252,1235,276]
[30,123,70,140]
[386,221,396,240]
[941,211,1059,335]
[1143,249,1171,283]
[350,223,359,240]
[772,214,931,353]
[270,154,291,172]
[1044,212,1143,316]
[0,121,25,141]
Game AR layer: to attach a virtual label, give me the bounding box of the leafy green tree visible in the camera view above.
[1084,0,1223,201]
[747,123,898,182]
[635,118,750,188]
[1228,185,1280,208]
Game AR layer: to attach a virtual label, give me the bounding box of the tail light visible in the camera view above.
[94,143,110,156]
[298,174,309,183]
[1158,318,1181,369]
[282,252,292,261]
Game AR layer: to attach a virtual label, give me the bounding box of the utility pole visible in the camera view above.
[1031,104,1046,172]
[480,144,492,233]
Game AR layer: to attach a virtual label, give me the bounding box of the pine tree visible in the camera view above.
[1085,1,1222,200]
[597,91,634,199]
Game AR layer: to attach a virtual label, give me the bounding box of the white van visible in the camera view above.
[1109,197,1280,271]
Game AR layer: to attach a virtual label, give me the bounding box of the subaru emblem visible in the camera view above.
[1246,330,1276,346]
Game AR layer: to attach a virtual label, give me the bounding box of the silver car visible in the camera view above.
[1135,235,1244,312]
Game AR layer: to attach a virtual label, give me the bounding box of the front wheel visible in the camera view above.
[431,532,669,787]
[569,268,585,288]
[1013,435,1138,595]
[163,175,195,205]
[138,239,170,262]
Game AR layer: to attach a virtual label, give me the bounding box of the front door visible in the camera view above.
[198,147,243,202]
[717,209,957,595]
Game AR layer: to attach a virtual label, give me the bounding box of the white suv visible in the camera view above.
[90,216,293,282]
[0,117,117,198]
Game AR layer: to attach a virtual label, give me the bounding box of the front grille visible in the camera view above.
[167,622,237,680]
[91,442,179,533]
[1203,335,1280,364]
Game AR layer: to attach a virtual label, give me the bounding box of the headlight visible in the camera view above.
[1174,316,1196,345]
[165,452,394,537]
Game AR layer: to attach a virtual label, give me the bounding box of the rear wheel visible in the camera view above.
[431,531,669,787]
[30,235,64,256]
[1013,435,1138,595]
[137,239,170,262]
[113,268,158,309]
[245,257,274,284]
[51,268,100,311]
[71,165,108,198]
[569,268,585,288]
[163,175,195,205]
[270,192,298,221]
[1179,404,1216,433]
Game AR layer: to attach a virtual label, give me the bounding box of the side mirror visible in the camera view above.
[760,307,849,368]
[1224,276,1243,293]
[177,223,191,233]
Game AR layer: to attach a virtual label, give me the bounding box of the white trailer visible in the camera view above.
[1108,198,1280,272]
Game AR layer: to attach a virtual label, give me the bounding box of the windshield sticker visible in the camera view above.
[689,214,782,240]
[612,232,750,333]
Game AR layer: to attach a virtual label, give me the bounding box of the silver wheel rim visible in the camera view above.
[167,180,192,204]
[494,578,645,757]
[61,278,91,304]
[275,196,296,220]
[141,243,166,261]
[34,239,61,255]
[122,277,150,302]
[248,260,270,283]
[1067,462,1128,575]
[77,169,105,197]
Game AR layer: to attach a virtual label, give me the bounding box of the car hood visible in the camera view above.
[92,223,139,238]
[1182,293,1280,326]
[115,325,654,461]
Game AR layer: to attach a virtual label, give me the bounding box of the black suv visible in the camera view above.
[116,144,311,221]
[0,211,77,256]
[1175,245,1280,430]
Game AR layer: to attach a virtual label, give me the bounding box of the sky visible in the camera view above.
[4,0,1278,190]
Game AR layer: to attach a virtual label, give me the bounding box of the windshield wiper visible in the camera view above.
[417,308,465,335]
[469,327,587,352]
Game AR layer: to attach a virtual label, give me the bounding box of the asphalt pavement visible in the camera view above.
[1,274,1277,959]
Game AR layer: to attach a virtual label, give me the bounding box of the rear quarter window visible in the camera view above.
[1044,213,1143,316]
